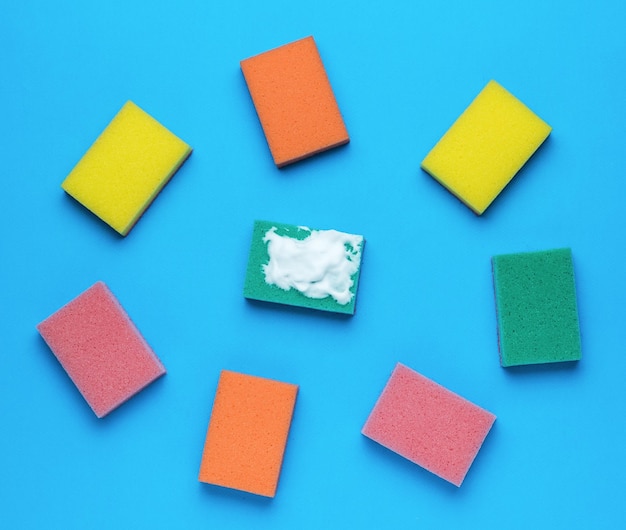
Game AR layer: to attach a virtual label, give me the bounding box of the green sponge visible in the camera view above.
[243,220,364,315]
[492,248,582,367]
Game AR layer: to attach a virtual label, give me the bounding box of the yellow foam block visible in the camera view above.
[421,80,551,215]
[62,101,192,235]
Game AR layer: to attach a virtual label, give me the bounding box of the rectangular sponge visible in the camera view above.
[243,220,365,315]
[62,101,192,236]
[198,370,298,497]
[37,281,166,418]
[241,36,349,167]
[421,80,551,214]
[492,248,582,367]
[362,363,496,487]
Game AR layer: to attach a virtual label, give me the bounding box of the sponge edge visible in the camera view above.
[62,101,192,236]
[198,370,298,497]
[241,36,349,167]
[36,281,166,418]
[362,363,496,487]
[492,248,582,367]
[421,80,551,214]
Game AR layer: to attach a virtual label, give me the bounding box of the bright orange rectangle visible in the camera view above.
[241,36,349,167]
[198,370,298,497]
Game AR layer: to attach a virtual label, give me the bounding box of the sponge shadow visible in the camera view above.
[198,481,274,507]
[62,192,124,239]
[502,358,580,376]
[277,141,351,173]
[244,297,354,322]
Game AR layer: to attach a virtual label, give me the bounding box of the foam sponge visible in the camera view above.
[243,220,365,315]
[421,80,551,214]
[198,370,298,497]
[240,36,349,167]
[62,101,192,235]
[37,281,165,418]
[492,248,582,367]
[362,363,496,487]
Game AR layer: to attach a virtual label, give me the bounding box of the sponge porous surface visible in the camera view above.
[421,80,551,214]
[62,101,191,235]
[198,370,298,497]
[492,248,582,367]
[36,281,166,418]
[362,363,496,487]
[241,35,349,167]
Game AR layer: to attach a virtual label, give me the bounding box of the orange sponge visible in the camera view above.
[240,36,349,167]
[198,370,298,497]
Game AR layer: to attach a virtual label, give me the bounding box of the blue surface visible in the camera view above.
[2,1,625,527]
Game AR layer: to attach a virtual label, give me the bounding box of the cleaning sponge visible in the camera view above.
[62,101,192,235]
[243,220,365,315]
[241,36,349,167]
[492,247,582,367]
[362,363,496,487]
[421,80,551,214]
[36,281,166,418]
[198,370,298,497]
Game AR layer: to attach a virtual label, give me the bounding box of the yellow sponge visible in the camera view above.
[62,101,192,235]
[421,80,551,215]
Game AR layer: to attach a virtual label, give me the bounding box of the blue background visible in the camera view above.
[2,1,625,527]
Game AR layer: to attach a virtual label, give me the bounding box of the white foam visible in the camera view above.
[262,226,363,305]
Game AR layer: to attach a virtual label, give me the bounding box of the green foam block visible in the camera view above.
[243,220,365,315]
[492,248,582,367]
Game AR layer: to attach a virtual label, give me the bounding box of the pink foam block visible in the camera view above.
[37,281,165,418]
[362,363,495,486]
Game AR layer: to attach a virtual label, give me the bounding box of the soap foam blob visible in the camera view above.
[262,226,363,305]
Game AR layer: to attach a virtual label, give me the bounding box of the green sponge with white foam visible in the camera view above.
[492,248,582,367]
[243,220,365,315]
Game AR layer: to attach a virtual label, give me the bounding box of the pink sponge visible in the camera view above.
[362,363,495,486]
[37,281,165,418]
